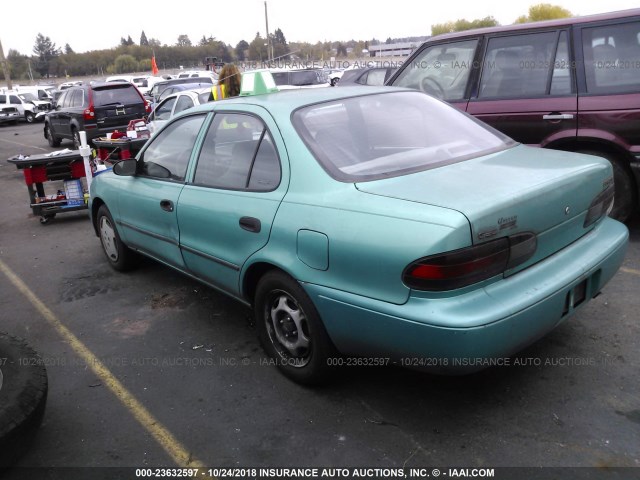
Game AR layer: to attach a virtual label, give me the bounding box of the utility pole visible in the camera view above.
[264,1,272,63]
[0,38,13,90]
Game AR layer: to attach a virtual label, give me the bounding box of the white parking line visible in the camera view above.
[0,137,49,151]
[621,267,640,276]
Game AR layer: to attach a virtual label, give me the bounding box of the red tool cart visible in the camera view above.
[7,151,88,224]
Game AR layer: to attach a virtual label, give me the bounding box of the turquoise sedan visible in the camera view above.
[89,86,629,384]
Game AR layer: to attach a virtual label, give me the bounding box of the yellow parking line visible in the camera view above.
[0,258,207,470]
[621,267,640,276]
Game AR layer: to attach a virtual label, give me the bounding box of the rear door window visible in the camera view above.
[479,32,558,98]
[582,20,640,94]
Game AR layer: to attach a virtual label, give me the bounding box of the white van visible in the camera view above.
[14,85,55,104]
[105,75,152,94]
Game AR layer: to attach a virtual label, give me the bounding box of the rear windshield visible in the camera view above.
[293,91,515,182]
[92,85,143,106]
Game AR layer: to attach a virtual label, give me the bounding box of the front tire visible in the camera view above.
[578,150,637,222]
[25,112,35,124]
[96,205,136,271]
[254,271,336,385]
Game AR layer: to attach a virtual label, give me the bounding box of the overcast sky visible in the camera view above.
[2,0,639,56]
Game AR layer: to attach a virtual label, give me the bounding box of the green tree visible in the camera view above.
[515,3,572,23]
[112,54,138,73]
[248,33,268,61]
[336,43,348,57]
[431,16,499,36]
[235,40,249,61]
[176,35,192,47]
[120,36,134,47]
[140,31,149,46]
[33,33,60,77]
[272,28,289,60]
[64,43,74,54]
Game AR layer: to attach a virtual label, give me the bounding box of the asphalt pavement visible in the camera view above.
[0,122,639,479]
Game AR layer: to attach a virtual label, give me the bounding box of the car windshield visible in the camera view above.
[293,91,515,182]
[18,93,37,101]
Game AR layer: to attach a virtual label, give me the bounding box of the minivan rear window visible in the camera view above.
[93,85,143,106]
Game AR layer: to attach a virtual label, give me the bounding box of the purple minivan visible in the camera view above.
[388,8,640,221]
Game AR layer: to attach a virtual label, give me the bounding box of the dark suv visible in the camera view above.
[388,8,640,221]
[44,82,149,148]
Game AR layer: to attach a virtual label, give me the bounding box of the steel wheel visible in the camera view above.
[100,215,119,262]
[265,290,312,367]
[254,270,337,384]
[96,204,136,271]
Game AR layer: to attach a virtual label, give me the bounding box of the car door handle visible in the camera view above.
[239,216,261,233]
[542,114,574,120]
[160,199,174,212]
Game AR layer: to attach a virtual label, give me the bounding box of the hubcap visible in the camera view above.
[100,216,119,261]
[265,291,311,366]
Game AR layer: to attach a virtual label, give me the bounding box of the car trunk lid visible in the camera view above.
[355,145,613,274]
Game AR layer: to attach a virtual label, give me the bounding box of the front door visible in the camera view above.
[116,113,207,269]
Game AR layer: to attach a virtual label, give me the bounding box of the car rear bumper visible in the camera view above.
[304,217,629,373]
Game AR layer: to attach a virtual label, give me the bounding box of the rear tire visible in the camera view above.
[578,150,636,223]
[254,270,337,385]
[0,333,48,468]
[45,124,61,148]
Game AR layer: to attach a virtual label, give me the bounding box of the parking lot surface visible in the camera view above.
[0,123,639,478]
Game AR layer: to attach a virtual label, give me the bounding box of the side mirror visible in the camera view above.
[112,159,137,176]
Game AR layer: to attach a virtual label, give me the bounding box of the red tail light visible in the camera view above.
[83,89,95,121]
[403,233,537,291]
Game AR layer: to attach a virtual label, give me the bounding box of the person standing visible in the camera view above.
[212,64,242,100]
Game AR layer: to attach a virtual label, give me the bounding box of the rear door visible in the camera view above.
[177,108,287,296]
[576,17,640,152]
[466,30,577,146]
[92,84,146,132]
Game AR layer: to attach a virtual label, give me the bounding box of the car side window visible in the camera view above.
[70,90,85,108]
[10,95,20,105]
[582,21,640,94]
[365,69,388,86]
[392,39,478,101]
[175,96,195,114]
[479,32,559,99]
[139,114,206,181]
[193,113,280,191]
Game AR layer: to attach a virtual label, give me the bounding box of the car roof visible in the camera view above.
[427,8,640,41]
[192,85,407,117]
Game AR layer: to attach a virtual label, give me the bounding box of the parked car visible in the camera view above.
[146,87,212,135]
[176,70,218,81]
[146,77,214,105]
[0,105,20,125]
[44,82,149,148]
[270,69,330,89]
[337,67,397,86]
[387,8,640,222]
[105,75,153,94]
[0,91,50,123]
[89,86,628,385]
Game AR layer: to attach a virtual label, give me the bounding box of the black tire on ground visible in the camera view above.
[96,204,137,271]
[45,123,61,148]
[254,270,337,385]
[578,150,637,223]
[0,333,48,468]
[25,112,35,124]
